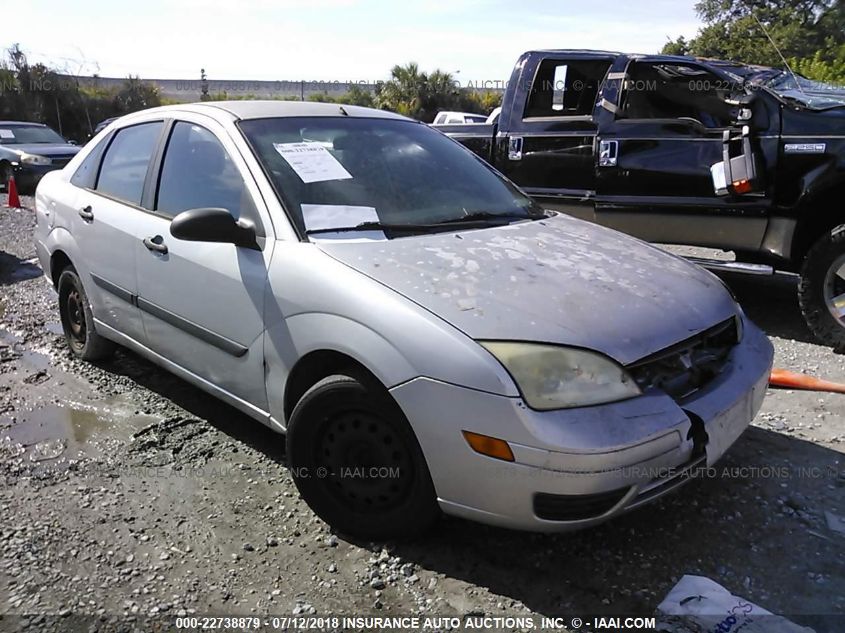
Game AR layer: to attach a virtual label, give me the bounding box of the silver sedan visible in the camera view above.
[33,101,773,539]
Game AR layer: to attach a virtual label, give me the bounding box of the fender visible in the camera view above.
[263,312,421,427]
[40,225,89,285]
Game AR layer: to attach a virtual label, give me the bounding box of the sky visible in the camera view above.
[6,0,701,84]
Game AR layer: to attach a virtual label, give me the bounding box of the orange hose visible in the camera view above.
[769,368,845,394]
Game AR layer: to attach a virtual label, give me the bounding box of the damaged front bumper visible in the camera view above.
[389,313,773,532]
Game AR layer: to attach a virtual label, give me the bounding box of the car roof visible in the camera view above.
[177,100,410,121]
[524,49,776,76]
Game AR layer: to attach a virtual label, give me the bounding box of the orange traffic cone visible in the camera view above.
[7,176,21,209]
[769,368,845,394]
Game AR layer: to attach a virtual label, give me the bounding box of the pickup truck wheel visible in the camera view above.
[799,226,845,348]
[286,371,440,540]
[57,267,116,361]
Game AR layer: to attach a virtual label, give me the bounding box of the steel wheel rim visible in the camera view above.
[65,288,87,350]
[315,410,415,513]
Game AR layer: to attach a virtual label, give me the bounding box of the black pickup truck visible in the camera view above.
[436,50,845,347]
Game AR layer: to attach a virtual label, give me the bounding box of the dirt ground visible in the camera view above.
[1,196,843,632]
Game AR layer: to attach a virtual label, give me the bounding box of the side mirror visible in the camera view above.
[170,207,260,250]
[726,91,755,123]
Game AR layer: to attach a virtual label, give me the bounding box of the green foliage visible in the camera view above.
[375,62,500,122]
[0,46,504,139]
[0,44,161,141]
[790,44,845,83]
[662,0,845,83]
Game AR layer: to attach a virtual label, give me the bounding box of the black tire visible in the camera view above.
[798,224,845,349]
[286,370,440,540]
[57,267,116,361]
[0,162,11,193]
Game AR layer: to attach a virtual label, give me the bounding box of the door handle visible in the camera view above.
[599,140,618,167]
[143,236,168,255]
[78,206,94,221]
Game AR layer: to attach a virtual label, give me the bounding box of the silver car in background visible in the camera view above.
[34,102,773,539]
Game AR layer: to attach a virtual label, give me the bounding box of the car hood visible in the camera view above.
[1,143,80,157]
[316,214,739,366]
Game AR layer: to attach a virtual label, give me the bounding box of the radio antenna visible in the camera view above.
[751,13,806,95]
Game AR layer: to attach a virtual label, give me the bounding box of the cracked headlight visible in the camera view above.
[480,342,641,410]
[19,152,52,166]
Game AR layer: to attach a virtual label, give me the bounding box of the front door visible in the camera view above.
[594,59,772,251]
[132,117,274,415]
[496,54,614,219]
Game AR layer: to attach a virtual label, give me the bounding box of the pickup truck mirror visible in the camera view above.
[725,92,755,106]
[725,91,755,123]
[170,207,260,250]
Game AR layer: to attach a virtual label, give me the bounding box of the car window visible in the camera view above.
[96,122,163,206]
[239,116,541,236]
[70,134,111,189]
[0,124,66,145]
[433,114,446,125]
[524,59,611,118]
[156,121,256,221]
[619,62,734,128]
[446,116,463,124]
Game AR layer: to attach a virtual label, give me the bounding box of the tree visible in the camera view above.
[114,76,161,111]
[375,62,495,121]
[662,0,844,82]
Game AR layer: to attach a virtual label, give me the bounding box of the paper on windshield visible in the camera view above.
[273,142,352,184]
[301,204,379,231]
[0,129,15,139]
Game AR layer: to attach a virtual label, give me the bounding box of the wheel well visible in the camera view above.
[283,350,379,421]
[50,250,73,288]
[792,182,845,264]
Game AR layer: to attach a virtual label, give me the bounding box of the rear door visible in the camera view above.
[69,121,165,342]
[132,116,274,415]
[496,53,614,219]
[594,58,772,250]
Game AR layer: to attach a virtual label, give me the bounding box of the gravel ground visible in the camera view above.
[1,195,843,632]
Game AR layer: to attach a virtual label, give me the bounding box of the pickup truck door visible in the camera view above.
[593,58,774,252]
[496,53,615,220]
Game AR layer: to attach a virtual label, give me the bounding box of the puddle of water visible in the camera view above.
[1,396,160,463]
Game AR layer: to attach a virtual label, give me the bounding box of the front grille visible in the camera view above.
[534,488,630,521]
[628,317,739,401]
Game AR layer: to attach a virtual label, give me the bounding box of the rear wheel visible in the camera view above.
[57,267,116,361]
[798,225,845,349]
[286,370,439,540]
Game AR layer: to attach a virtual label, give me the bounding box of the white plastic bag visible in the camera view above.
[656,575,815,633]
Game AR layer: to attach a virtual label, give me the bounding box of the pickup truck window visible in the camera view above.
[525,59,611,119]
[619,62,734,129]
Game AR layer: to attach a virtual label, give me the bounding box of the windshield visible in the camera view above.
[763,72,845,110]
[239,116,542,237]
[0,124,66,144]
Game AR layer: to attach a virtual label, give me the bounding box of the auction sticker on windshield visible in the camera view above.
[0,129,15,139]
[273,142,353,184]
[301,204,379,231]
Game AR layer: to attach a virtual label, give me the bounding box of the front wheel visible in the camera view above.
[0,162,11,192]
[286,370,440,540]
[798,225,845,349]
